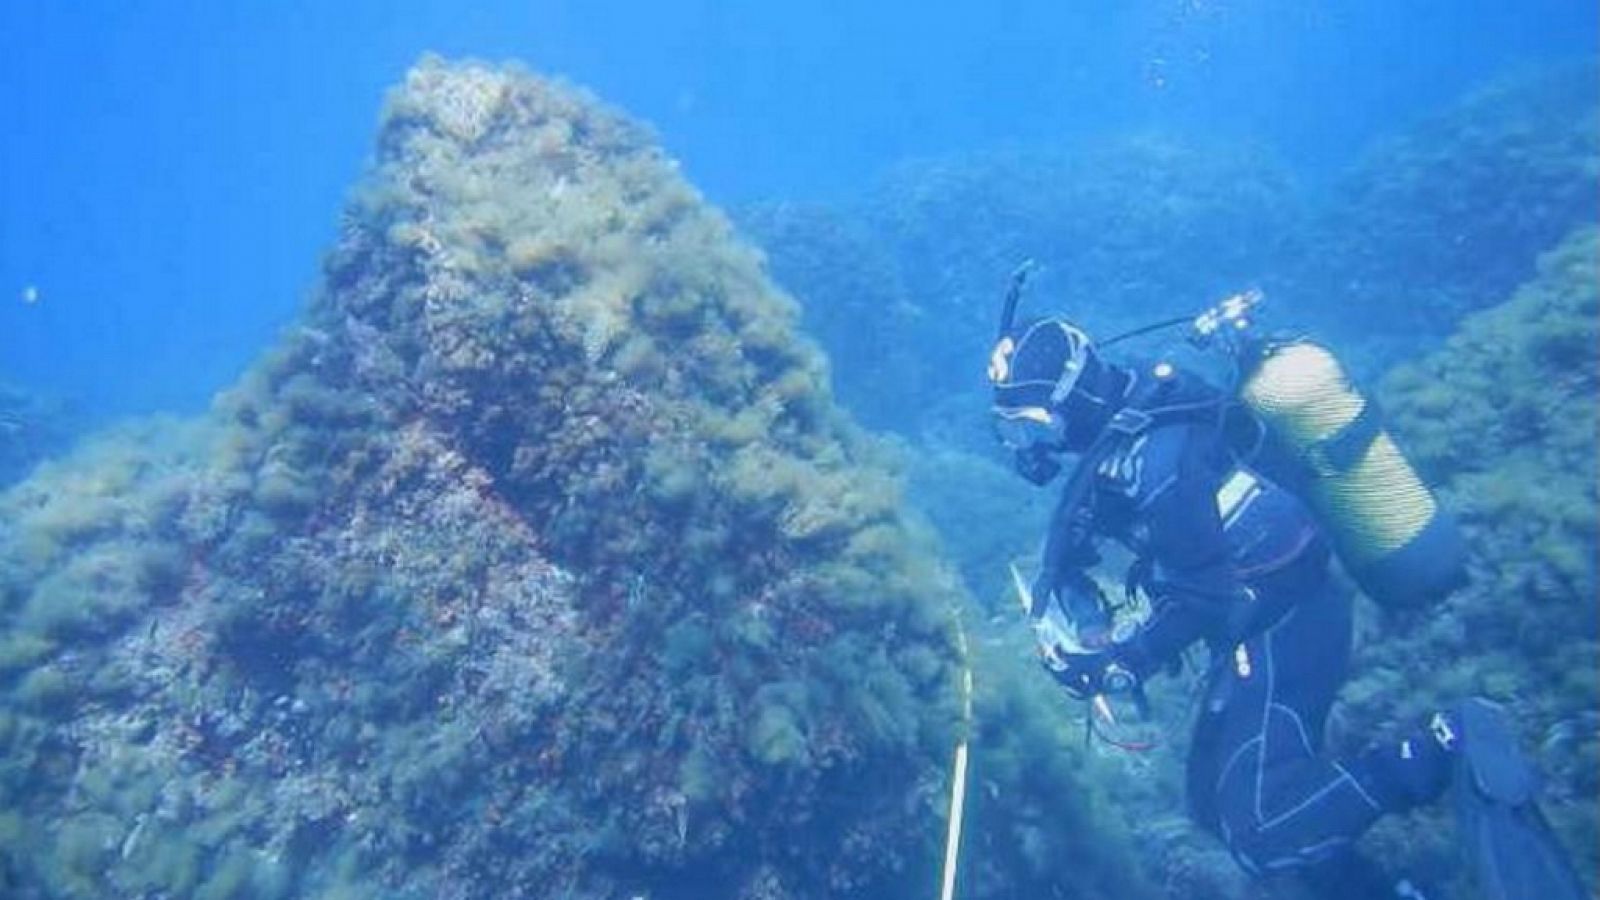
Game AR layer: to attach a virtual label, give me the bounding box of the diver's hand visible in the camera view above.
[1029,593,1118,697]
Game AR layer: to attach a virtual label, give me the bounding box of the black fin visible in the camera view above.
[1452,698,1589,900]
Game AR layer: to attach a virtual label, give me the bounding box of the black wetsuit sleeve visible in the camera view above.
[1115,427,1245,679]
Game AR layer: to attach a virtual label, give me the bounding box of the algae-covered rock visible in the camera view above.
[902,447,1048,604]
[1290,65,1599,349]
[0,57,1155,900]
[1348,226,1600,890]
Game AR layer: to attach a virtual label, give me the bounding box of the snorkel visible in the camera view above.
[995,259,1038,340]
[987,259,1038,386]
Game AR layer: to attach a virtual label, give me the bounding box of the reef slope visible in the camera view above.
[0,57,1123,899]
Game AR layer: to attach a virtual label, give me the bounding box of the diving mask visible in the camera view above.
[992,405,1065,453]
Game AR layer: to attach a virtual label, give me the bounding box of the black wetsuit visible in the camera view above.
[1039,394,1451,897]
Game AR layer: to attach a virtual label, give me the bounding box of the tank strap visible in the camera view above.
[1309,397,1384,474]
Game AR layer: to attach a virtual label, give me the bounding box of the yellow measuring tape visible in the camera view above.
[939,618,975,900]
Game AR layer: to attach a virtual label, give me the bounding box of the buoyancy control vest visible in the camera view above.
[1048,342,1466,614]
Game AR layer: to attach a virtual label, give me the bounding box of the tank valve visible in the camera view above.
[1190,288,1264,347]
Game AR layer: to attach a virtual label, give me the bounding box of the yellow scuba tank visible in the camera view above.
[1239,339,1467,608]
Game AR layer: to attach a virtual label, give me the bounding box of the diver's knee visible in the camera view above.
[1357,715,1455,812]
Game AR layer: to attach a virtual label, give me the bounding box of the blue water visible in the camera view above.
[1,0,1593,418]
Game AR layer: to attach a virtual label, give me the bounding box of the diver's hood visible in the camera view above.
[990,317,1131,452]
[991,318,1094,410]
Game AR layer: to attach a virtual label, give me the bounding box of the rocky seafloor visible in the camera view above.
[0,58,1159,900]
[0,54,1594,900]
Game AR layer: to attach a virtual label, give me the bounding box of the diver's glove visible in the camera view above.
[1030,595,1134,699]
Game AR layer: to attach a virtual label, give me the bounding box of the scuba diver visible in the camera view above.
[986,266,1587,900]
